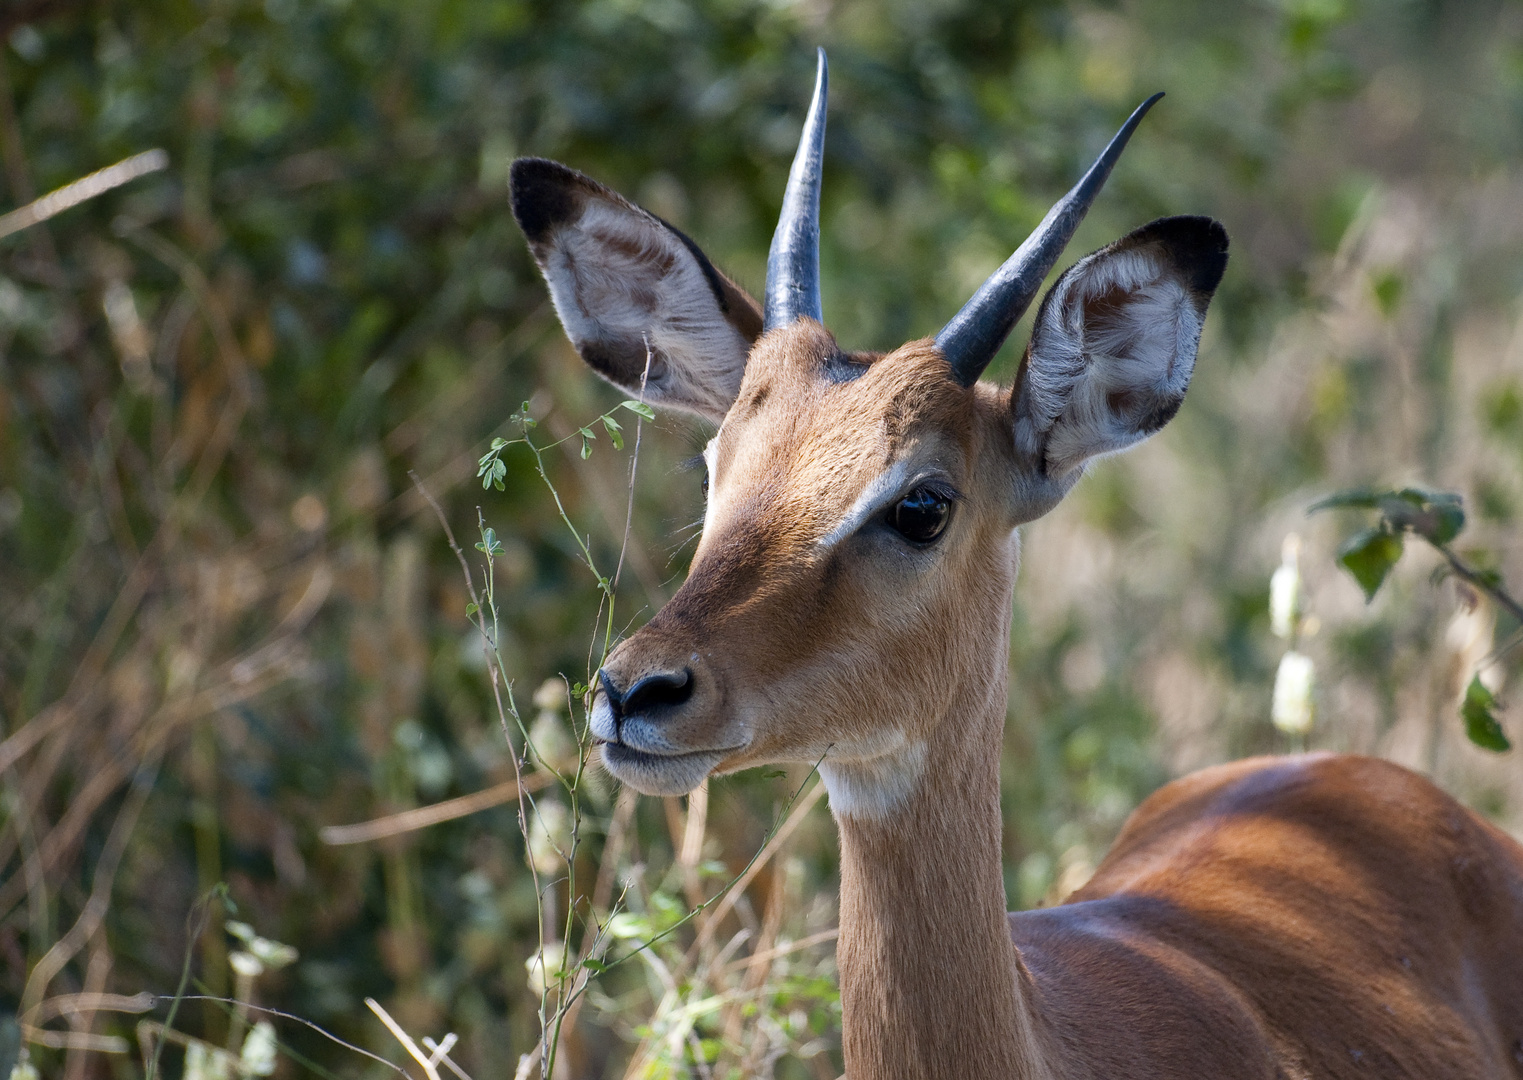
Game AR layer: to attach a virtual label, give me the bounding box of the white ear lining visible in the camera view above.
[1019,246,1202,477]
[539,200,753,421]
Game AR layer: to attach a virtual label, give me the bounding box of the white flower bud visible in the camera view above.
[229,951,264,979]
[532,677,567,713]
[247,936,298,971]
[529,710,581,775]
[238,1021,279,1077]
[1270,534,1302,640]
[1272,650,1316,735]
[184,1041,233,1080]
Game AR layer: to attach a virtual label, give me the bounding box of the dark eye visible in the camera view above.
[681,454,710,498]
[888,487,951,544]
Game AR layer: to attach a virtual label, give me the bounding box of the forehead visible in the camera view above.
[713,325,974,481]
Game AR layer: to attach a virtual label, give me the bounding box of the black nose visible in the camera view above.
[601,668,693,721]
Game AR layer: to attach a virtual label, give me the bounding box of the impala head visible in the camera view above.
[511,51,1227,811]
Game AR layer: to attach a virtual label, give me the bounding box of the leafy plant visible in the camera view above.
[458,394,838,1078]
[1311,487,1521,751]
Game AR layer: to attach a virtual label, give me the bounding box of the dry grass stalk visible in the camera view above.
[320,772,557,845]
[0,149,167,239]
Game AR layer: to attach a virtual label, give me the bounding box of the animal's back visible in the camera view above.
[1010,753,1523,1079]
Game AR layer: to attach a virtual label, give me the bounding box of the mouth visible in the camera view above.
[597,740,740,796]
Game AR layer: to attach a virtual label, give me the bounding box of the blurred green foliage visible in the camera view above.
[1,0,1522,1077]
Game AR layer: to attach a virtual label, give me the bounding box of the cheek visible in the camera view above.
[744,556,968,747]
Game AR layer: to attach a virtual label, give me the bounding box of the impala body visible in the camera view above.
[510,51,1523,1080]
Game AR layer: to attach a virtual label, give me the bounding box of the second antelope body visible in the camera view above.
[510,51,1523,1080]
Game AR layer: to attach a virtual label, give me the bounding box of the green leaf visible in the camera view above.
[1338,527,1404,601]
[475,527,505,556]
[621,400,656,420]
[601,414,624,450]
[760,770,788,780]
[1380,488,1465,544]
[465,602,478,617]
[477,457,506,492]
[1371,270,1404,316]
[1308,488,1386,513]
[1461,675,1510,752]
[1425,502,1466,544]
[580,437,592,459]
[491,437,507,450]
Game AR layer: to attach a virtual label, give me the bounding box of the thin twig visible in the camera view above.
[152,998,411,1078]
[320,772,557,845]
[410,471,483,617]
[146,888,222,1080]
[690,778,826,954]
[720,927,839,975]
[612,337,655,599]
[1438,544,1523,626]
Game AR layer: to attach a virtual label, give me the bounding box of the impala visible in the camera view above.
[509,50,1523,1080]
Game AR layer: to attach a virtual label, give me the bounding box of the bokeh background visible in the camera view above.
[2,0,1522,1076]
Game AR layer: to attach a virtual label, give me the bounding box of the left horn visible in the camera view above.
[935,93,1164,386]
[763,48,828,332]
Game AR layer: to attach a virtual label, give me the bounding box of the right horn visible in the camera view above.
[763,48,829,333]
[934,93,1164,387]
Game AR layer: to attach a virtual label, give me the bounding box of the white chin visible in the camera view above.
[601,743,722,796]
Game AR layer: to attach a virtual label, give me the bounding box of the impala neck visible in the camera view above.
[830,673,1057,1080]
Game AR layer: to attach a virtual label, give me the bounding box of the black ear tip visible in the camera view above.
[509,157,587,243]
[1136,215,1229,297]
[1189,217,1230,296]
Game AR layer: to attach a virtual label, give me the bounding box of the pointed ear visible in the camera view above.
[510,158,762,423]
[1010,216,1228,488]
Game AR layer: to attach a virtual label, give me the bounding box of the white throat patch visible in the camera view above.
[820,738,928,821]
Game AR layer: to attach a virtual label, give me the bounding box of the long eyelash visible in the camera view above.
[915,478,962,503]
[678,454,706,473]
